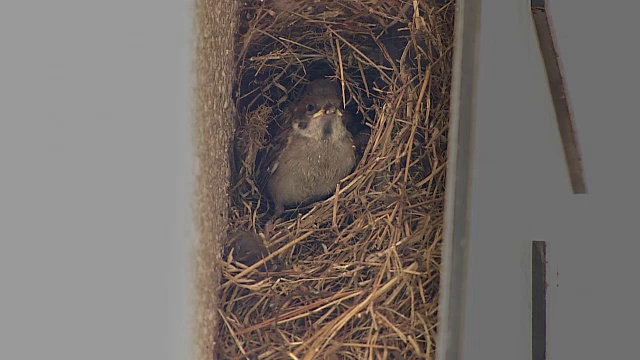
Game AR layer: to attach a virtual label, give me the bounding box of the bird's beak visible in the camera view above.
[312,107,343,118]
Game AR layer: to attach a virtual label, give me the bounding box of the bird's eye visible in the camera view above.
[306,104,316,113]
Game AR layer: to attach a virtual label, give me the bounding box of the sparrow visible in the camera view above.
[264,79,357,217]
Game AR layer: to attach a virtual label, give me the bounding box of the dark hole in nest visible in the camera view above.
[229,0,454,232]
[232,23,416,223]
[235,58,373,142]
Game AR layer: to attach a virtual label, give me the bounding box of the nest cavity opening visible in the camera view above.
[221,1,455,358]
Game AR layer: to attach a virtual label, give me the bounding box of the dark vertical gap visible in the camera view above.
[531,0,588,194]
[532,241,547,360]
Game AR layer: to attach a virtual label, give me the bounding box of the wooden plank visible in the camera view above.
[532,1,587,194]
[436,0,482,359]
[194,0,239,359]
[532,241,548,360]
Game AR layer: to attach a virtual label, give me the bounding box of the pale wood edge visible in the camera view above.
[192,0,238,359]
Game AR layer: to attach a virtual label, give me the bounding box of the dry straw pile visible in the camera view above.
[220,0,454,358]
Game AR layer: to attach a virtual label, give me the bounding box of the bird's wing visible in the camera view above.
[256,123,292,190]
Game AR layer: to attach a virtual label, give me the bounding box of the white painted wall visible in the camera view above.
[0,1,193,359]
[463,1,640,359]
[544,2,640,359]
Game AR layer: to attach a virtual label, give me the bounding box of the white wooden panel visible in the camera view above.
[463,1,640,359]
[460,0,571,359]
[543,2,640,359]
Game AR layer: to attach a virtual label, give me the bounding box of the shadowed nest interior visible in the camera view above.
[220,1,455,358]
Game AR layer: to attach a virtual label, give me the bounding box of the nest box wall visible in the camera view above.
[193,0,238,359]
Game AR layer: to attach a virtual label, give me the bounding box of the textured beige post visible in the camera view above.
[193,0,237,359]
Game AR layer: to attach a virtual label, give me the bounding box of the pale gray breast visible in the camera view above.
[268,133,355,206]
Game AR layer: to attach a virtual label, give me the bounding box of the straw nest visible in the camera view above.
[220,1,454,358]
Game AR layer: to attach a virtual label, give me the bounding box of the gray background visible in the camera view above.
[0,1,192,359]
[0,0,638,359]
